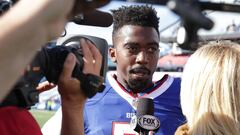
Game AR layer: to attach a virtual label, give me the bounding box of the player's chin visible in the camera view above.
[128,77,149,91]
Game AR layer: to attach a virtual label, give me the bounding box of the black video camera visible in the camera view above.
[1,35,108,108]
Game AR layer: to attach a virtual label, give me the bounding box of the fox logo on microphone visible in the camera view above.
[130,115,160,132]
[138,115,160,130]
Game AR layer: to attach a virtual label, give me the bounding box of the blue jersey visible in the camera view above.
[84,73,186,135]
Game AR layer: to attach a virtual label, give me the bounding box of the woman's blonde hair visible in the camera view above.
[181,41,240,135]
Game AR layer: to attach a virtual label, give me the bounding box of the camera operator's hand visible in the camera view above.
[58,53,84,104]
[58,38,102,103]
[81,38,102,76]
[57,39,102,135]
[58,53,85,135]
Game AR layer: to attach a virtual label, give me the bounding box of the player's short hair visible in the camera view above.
[111,5,160,37]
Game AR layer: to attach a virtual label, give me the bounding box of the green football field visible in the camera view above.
[29,109,56,128]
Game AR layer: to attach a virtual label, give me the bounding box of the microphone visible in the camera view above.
[71,10,113,27]
[130,98,160,135]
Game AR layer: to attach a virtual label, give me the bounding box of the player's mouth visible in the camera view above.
[130,67,150,79]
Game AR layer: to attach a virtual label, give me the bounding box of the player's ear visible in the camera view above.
[109,46,117,63]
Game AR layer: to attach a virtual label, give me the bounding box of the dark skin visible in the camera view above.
[109,25,160,93]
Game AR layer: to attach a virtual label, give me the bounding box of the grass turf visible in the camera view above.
[29,109,56,128]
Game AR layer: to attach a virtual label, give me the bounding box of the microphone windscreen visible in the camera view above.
[136,98,154,116]
[72,10,113,27]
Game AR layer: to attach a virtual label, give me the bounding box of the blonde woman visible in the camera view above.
[176,41,240,135]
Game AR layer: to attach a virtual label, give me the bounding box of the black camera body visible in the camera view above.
[1,35,108,108]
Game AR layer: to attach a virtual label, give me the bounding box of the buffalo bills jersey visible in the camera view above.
[84,73,186,135]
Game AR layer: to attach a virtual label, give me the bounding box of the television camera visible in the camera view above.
[0,0,111,108]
